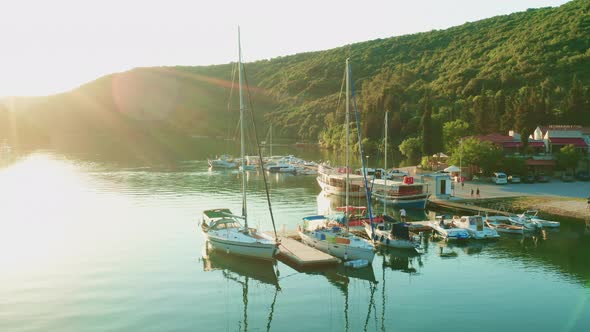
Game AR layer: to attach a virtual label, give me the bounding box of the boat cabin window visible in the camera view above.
[211,219,241,229]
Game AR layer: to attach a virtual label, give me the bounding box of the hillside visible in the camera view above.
[1,0,589,160]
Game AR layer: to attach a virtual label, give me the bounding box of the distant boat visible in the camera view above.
[208,154,238,169]
[201,28,278,260]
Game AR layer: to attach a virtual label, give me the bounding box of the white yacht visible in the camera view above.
[451,216,500,240]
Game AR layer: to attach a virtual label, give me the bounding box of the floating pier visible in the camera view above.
[276,237,340,267]
[428,199,512,216]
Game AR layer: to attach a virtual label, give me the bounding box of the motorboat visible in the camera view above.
[451,215,500,239]
[517,210,560,228]
[364,217,423,252]
[208,154,238,169]
[429,217,470,241]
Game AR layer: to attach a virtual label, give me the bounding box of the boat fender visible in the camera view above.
[344,252,348,261]
[226,248,230,254]
[386,238,390,245]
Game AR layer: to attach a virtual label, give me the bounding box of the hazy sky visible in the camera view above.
[0,0,570,97]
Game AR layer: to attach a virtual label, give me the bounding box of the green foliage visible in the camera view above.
[1,0,589,158]
[443,119,470,152]
[555,144,584,171]
[399,137,422,165]
[503,156,527,175]
[449,138,503,175]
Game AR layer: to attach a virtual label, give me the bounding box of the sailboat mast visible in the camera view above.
[345,58,350,232]
[270,123,273,157]
[384,111,388,215]
[238,27,248,227]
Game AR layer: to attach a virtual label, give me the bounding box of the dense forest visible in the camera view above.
[1,0,589,163]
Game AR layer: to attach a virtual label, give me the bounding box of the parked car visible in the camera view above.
[523,174,535,183]
[536,173,550,182]
[491,172,508,184]
[508,175,521,183]
[561,173,575,182]
[576,171,590,181]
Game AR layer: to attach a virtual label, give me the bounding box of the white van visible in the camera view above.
[492,172,508,185]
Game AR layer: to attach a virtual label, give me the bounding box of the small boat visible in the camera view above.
[298,215,375,263]
[208,154,238,169]
[451,215,500,240]
[265,163,296,173]
[429,218,470,241]
[486,220,524,234]
[517,210,560,228]
[365,218,423,252]
[509,215,543,230]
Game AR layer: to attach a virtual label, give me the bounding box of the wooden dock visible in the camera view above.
[276,237,340,267]
[428,199,512,216]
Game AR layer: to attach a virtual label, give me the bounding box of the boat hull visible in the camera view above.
[316,177,366,198]
[203,231,278,261]
[373,194,429,209]
[364,223,418,249]
[299,230,375,263]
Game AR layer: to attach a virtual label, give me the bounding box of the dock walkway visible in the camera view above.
[428,199,512,216]
[277,237,340,267]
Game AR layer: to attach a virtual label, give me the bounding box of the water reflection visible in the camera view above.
[378,248,422,274]
[201,244,280,332]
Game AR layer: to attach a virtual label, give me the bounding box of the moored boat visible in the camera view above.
[317,165,366,197]
[201,209,278,260]
[298,215,375,263]
[429,218,470,241]
[208,154,238,169]
[451,215,500,240]
[201,28,279,261]
[371,178,430,209]
[517,210,560,228]
[365,218,423,252]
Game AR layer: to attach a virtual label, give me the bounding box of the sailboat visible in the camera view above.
[201,28,279,260]
[365,112,424,252]
[299,59,375,263]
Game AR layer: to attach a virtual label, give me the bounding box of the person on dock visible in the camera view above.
[470,188,474,198]
[461,176,465,189]
[400,208,407,223]
[476,187,480,199]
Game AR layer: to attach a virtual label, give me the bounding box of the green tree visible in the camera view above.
[399,136,422,165]
[442,119,470,152]
[555,144,584,172]
[421,93,433,156]
[448,138,503,175]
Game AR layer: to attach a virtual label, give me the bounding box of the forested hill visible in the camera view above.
[1,0,589,159]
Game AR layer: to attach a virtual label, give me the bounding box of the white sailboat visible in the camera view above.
[365,112,423,252]
[201,28,278,260]
[299,59,375,263]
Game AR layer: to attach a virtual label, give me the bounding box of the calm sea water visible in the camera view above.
[1,142,589,331]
